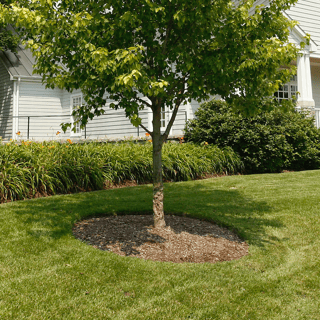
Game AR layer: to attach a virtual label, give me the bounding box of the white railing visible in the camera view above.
[315,108,320,128]
[0,109,188,142]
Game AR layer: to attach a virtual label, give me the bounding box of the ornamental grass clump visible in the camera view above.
[0,140,242,202]
[162,143,241,181]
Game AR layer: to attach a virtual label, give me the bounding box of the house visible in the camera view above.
[0,40,195,141]
[249,0,320,124]
[1,0,320,141]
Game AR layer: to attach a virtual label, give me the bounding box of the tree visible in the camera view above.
[0,0,18,52]
[1,0,301,227]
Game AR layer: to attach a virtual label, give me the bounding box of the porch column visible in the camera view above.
[297,52,315,108]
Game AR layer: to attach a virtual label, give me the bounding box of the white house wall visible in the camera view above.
[0,60,13,141]
[233,0,271,14]
[60,89,190,139]
[17,81,69,141]
[286,0,320,55]
[61,88,80,137]
[311,65,320,108]
[81,102,189,139]
[250,0,270,15]
[60,90,142,139]
[249,0,320,57]
[85,101,146,139]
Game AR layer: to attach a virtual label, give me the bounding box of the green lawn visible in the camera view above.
[1,170,320,319]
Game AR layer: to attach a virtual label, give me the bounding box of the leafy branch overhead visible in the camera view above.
[0,0,19,52]
[1,0,301,127]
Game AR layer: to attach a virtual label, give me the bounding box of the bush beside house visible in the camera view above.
[184,100,320,174]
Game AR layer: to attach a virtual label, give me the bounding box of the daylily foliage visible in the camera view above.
[0,0,301,226]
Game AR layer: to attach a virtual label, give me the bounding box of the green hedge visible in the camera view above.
[0,140,242,202]
[184,99,320,174]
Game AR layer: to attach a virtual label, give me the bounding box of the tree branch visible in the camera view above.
[136,96,152,108]
[166,74,189,97]
[161,103,180,144]
[139,122,152,136]
[162,16,174,56]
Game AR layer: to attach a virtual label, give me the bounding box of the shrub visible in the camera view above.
[184,99,320,173]
[0,140,242,202]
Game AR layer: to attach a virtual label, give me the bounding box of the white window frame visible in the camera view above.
[147,105,173,135]
[160,105,167,129]
[160,105,173,134]
[274,75,298,103]
[70,94,82,137]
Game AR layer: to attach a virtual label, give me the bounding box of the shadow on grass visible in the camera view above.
[7,180,282,249]
[165,182,280,247]
[9,186,153,242]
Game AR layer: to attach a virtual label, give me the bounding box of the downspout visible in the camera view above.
[12,80,17,139]
[12,77,21,140]
[16,77,21,139]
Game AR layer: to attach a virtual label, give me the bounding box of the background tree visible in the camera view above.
[0,0,19,52]
[1,0,300,227]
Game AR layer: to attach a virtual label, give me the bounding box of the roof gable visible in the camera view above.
[250,0,319,54]
[0,44,39,79]
[0,25,40,79]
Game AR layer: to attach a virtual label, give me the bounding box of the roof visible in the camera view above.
[0,26,40,79]
[0,45,40,78]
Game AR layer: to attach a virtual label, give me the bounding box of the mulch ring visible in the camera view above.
[73,214,249,263]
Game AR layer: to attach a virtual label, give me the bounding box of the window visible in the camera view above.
[147,105,172,135]
[274,75,298,102]
[160,106,166,128]
[71,95,82,135]
[160,106,173,134]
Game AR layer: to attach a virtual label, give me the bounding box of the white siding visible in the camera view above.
[234,0,270,12]
[75,103,188,139]
[0,61,13,140]
[311,65,320,108]
[61,88,76,117]
[188,100,200,117]
[286,0,320,50]
[9,78,192,142]
[61,90,188,139]
[85,106,146,139]
[288,32,303,47]
[170,104,188,136]
[16,81,69,141]
[18,81,63,116]
[250,0,270,14]
[61,90,142,139]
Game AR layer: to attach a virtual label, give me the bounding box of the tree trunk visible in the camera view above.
[152,104,166,228]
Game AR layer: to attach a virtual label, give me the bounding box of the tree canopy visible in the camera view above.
[0,0,302,226]
[0,0,18,52]
[2,0,301,119]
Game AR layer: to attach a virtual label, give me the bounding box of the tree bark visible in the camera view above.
[152,103,166,228]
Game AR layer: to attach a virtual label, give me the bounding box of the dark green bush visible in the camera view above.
[184,99,320,173]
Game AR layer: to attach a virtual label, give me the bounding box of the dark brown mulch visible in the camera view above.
[73,215,249,263]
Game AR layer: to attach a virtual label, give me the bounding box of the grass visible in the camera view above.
[1,170,320,319]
